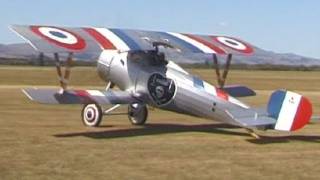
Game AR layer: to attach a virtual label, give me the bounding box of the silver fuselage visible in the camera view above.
[97,50,249,126]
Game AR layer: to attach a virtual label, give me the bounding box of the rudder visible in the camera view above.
[267,90,312,131]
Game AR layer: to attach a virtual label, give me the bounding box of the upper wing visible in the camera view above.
[10,25,255,56]
[22,88,142,105]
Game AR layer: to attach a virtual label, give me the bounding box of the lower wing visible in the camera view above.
[22,88,142,105]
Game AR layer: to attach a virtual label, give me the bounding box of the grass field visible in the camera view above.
[0,66,319,180]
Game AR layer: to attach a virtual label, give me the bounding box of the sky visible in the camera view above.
[0,0,319,59]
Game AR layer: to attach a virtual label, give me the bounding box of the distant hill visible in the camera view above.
[169,47,320,67]
[0,43,37,59]
[1,43,320,67]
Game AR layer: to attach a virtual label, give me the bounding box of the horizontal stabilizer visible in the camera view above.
[226,89,313,132]
[226,108,276,128]
[22,88,141,105]
[223,85,256,97]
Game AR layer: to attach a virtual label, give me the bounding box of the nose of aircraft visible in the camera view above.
[98,50,118,70]
[97,50,118,82]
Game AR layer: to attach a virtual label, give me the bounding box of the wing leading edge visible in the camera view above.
[10,25,255,56]
[22,88,141,105]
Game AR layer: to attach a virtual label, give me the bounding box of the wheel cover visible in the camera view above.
[85,107,96,123]
[83,104,101,126]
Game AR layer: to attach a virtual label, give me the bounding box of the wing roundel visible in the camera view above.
[10,25,255,56]
[30,26,87,51]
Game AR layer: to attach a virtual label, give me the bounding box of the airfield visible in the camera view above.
[0,66,319,179]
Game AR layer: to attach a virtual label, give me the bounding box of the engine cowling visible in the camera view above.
[97,50,133,90]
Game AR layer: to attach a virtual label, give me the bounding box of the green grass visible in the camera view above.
[0,66,319,180]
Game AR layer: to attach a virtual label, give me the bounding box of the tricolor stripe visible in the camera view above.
[216,88,229,100]
[291,96,312,131]
[269,90,313,131]
[168,32,216,54]
[74,90,96,103]
[73,90,107,104]
[157,32,203,53]
[275,91,302,131]
[91,28,130,51]
[183,34,226,54]
[87,90,105,97]
[267,90,286,119]
[201,81,229,101]
[109,29,141,50]
[84,28,116,50]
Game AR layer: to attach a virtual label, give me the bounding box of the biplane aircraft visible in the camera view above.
[10,25,314,138]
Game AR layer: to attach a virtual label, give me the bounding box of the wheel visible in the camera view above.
[81,104,103,127]
[128,104,148,125]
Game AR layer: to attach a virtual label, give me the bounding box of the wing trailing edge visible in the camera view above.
[22,88,142,105]
[10,25,256,57]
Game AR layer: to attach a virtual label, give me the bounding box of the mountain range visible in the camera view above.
[1,43,320,66]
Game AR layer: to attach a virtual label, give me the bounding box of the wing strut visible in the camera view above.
[54,52,74,93]
[213,54,232,88]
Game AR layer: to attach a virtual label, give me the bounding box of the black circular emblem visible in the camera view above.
[148,73,176,106]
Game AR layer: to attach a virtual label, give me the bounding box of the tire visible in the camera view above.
[81,104,103,127]
[128,104,148,125]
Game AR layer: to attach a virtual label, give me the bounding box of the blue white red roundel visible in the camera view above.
[214,36,253,54]
[30,26,86,50]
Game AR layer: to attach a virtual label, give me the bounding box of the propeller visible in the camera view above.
[213,54,232,89]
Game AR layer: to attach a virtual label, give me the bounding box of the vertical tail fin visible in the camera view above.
[267,90,312,131]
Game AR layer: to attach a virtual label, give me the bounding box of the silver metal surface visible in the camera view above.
[95,50,257,128]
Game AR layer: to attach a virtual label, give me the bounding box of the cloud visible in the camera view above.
[218,22,229,27]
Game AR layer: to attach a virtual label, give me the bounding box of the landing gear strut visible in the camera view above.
[81,103,148,127]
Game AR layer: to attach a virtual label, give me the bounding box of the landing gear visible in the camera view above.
[81,103,148,127]
[81,104,103,127]
[128,104,148,125]
[245,128,261,139]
